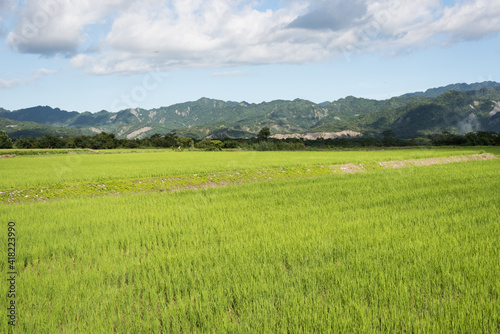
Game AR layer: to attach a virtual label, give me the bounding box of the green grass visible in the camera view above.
[0,148,171,156]
[1,152,499,332]
[1,147,496,190]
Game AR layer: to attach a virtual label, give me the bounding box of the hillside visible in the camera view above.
[351,89,500,137]
[401,81,500,98]
[1,81,500,139]
[1,96,431,139]
[0,116,88,138]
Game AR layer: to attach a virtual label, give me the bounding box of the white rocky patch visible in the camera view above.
[271,131,362,140]
[126,127,153,139]
[129,108,142,122]
[489,101,500,117]
[89,127,102,133]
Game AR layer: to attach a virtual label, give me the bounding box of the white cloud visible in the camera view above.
[433,0,500,42]
[0,0,16,36]
[68,0,308,74]
[5,0,500,73]
[288,0,369,31]
[0,78,23,89]
[6,0,135,55]
[0,0,16,15]
[32,68,58,79]
[0,68,59,89]
[70,54,98,68]
[212,70,244,77]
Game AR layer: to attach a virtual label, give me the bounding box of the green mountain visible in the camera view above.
[349,88,500,137]
[1,82,500,139]
[401,81,500,98]
[0,116,88,138]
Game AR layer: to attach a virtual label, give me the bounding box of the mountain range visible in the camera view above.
[1,81,500,139]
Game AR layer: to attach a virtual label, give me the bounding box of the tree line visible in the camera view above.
[1,128,499,150]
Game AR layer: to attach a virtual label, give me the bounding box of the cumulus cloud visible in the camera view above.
[0,0,15,17]
[4,0,500,73]
[288,0,369,31]
[433,0,500,43]
[0,0,16,37]
[68,0,307,74]
[6,0,135,55]
[0,0,15,16]
[327,0,500,57]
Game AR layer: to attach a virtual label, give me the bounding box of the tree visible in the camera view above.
[37,134,64,149]
[195,139,224,151]
[175,137,194,149]
[382,129,395,146]
[91,132,117,149]
[0,131,13,149]
[163,132,178,148]
[14,137,36,149]
[74,135,92,148]
[257,127,271,141]
[148,132,178,148]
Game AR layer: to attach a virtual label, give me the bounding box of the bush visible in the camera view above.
[195,140,224,151]
[0,131,13,149]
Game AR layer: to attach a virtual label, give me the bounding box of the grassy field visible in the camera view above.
[0,147,495,189]
[1,148,499,332]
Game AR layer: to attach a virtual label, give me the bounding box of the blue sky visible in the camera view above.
[0,0,499,112]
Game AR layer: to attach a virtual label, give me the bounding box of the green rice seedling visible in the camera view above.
[2,149,497,204]
[1,148,496,190]
[1,156,498,332]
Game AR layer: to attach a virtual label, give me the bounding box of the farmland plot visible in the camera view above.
[1,149,499,332]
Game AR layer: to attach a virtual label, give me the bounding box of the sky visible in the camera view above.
[0,0,499,113]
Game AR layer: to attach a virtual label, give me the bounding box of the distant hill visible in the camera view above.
[1,81,500,139]
[0,106,79,125]
[401,81,500,98]
[0,116,87,138]
[352,88,500,137]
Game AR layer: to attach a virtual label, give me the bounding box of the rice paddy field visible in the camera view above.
[1,147,499,333]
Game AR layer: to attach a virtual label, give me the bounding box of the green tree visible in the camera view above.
[37,134,64,149]
[257,127,271,141]
[148,132,178,148]
[175,137,194,149]
[382,129,396,147]
[74,135,92,148]
[0,131,13,149]
[91,132,118,149]
[14,137,36,149]
[195,139,224,151]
